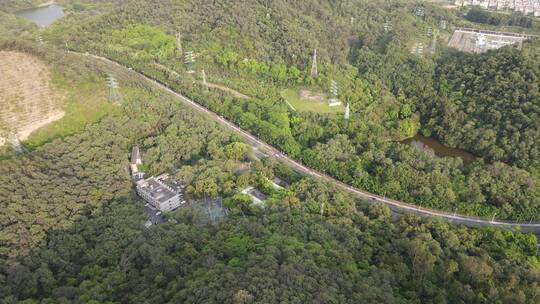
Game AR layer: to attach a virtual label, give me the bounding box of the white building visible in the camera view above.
[136,174,185,212]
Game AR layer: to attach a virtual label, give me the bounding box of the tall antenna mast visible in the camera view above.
[107,74,123,104]
[310,49,318,78]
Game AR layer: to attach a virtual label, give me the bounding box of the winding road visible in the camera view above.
[81,52,540,237]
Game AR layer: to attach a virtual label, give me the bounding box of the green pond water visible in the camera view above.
[16,4,64,28]
[402,134,476,163]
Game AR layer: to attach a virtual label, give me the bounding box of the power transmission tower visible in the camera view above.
[175,33,183,56]
[384,19,393,32]
[9,131,23,153]
[414,5,425,18]
[440,19,447,30]
[344,103,350,120]
[107,74,123,105]
[330,80,338,98]
[184,51,195,73]
[310,49,318,78]
[328,80,341,106]
[411,42,424,56]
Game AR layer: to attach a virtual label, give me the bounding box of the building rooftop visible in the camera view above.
[242,187,267,205]
[137,177,178,204]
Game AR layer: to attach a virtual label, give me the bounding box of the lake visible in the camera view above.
[401,134,476,163]
[16,4,64,28]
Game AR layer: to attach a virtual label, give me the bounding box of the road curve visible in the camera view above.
[81,52,540,235]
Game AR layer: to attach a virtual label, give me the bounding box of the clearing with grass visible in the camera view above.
[281,87,344,114]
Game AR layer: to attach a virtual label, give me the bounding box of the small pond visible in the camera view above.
[401,134,476,163]
[16,4,64,28]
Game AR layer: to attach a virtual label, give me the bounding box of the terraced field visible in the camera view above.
[0,51,64,146]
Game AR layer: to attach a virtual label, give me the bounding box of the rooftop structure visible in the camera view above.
[273,177,290,188]
[448,28,533,53]
[241,186,267,207]
[136,174,185,212]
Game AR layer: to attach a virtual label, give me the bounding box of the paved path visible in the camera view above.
[81,52,540,236]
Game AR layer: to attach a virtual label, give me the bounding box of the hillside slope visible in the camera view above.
[0,51,64,145]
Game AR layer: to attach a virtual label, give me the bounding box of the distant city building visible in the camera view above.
[455,0,540,17]
[136,174,185,212]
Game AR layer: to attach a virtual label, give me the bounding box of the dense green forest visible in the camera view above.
[23,0,539,220]
[1,2,540,303]
[2,187,540,303]
[464,7,539,28]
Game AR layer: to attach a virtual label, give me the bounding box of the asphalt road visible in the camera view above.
[82,52,540,236]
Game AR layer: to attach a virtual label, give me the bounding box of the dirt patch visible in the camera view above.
[0,51,64,145]
[299,89,327,102]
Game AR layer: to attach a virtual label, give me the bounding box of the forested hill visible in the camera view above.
[1,2,540,303]
[25,0,538,221]
[430,39,540,169]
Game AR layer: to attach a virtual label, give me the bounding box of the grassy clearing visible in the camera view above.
[24,72,120,149]
[281,87,344,114]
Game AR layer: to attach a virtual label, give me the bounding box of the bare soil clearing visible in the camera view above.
[0,51,64,145]
[299,89,327,102]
